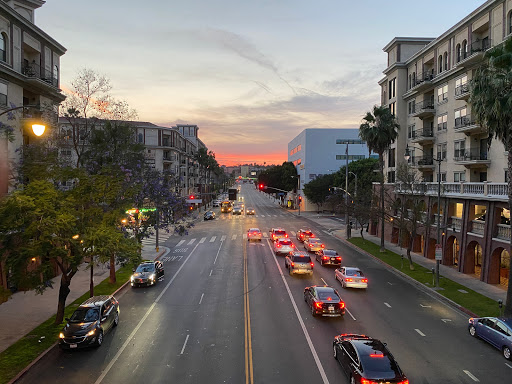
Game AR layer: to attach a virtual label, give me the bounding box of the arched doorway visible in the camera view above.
[444,236,460,267]
[463,241,483,278]
[489,247,510,286]
[427,237,436,259]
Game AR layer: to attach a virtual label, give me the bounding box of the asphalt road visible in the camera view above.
[16,183,512,383]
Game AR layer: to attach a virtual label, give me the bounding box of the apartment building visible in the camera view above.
[377,0,511,287]
[0,0,65,197]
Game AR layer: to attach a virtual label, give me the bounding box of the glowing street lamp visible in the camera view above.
[0,104,47,136]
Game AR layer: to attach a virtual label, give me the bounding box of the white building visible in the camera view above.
[288,128,376,211]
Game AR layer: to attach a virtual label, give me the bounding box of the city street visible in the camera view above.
[16,183,512,383]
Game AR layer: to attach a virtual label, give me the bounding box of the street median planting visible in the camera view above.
[0,265,133,384]
[349,238,500,318]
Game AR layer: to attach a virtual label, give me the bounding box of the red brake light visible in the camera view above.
[285,234,288,238]
[310,262,314,268]
[369,352,384,358]
[276,244,281,248]
[290,262,294,268]
[339,302,345,309]
[291,244,295,248]
[336,257,341,261]
[321,244,325,248]
[346,278,353,282]
[362,279,368,283]
[315,302,323,308]
[323,256,328,260]
[398,381,409,384]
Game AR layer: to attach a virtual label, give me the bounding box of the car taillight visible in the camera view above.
[309,244,313,247]
[310,262,314,268]
[397,381,409,384]
[339,302,345,309]
[285,234,288,238]
[290,262,294,268]
[336,257,341,261]
[276,244,281,248]
[362,279,368,283]
[323,256,328,260]
[321,244,324,248]
[361,380,380,384]
[315,302,323,308]
[346,278,353,282]
[291,244,295,248]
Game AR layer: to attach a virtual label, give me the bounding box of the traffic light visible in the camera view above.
[298,196,302,202]
[189,195,195,200]
[259,184,264,190]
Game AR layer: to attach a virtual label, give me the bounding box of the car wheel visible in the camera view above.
[113,312,119,327]
[311,305,316,317]
[96,330,104,347]
[341,280,346,289]
[469,325,477,337]
[335,274,338,282]
[304,293,307,302]
[289,268,293,276]
[503,346,511,360]
[333,344,337,359]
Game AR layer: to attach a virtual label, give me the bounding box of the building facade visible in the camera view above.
[288,128,377,212]
[377,0,512,287]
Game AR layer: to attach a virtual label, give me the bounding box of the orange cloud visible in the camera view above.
[214,150,286,167]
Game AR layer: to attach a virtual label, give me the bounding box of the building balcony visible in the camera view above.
[410,128,434,144]
[453,115,485,135]
[495,224,511,241]
[456,38,491,68]
[21,61,58,88]
[454,84,471,100]
[410,156,435,170]
[393,181,508,201]
[409,72,435,93]
[449,217,463,231]
[453,149,490,168]
[469,220,485,236]
[412,99,435,119]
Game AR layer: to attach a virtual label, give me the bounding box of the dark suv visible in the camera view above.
[59,295,119,349]
[131,260,164,287]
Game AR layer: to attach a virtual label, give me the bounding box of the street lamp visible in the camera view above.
[291,175,300,216]
[0,104,47,136]
[404,144,443,287]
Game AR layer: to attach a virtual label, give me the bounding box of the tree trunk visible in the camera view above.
[360,226,365,240]
[89,261,94,297]
[109,254,116,284]
[55,274,71,325]
[505,148,512,317]
[379,155,385,252]
[407,227,416,270]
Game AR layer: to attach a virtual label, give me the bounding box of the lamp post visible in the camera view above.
[349,171,357,229]
[404,144,443,287]
[291,175,300,216]
[0,104,46,136]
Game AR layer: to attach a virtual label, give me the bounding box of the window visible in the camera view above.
[454,107,468,127]
[456,43,461,62]
[438,55,443,73]
[462,40,468,59]
[437,85,448,102]
[388,148,395,167]
[454,171,466,182]
[437,173,447,182]
[443,52,448,71]
[408,74,411,89]
[408,100,415,114]
[0,33,6,62]
[53,65,58,85]
[388,78,396,99]
[407,124,415,139]
[437,143,447,160]
[437,114,447,131]
[0,82,6,107]
[336,155,365,161]
[138,133,143,143]
[454,140,465,159]
[60,149,72,156]
[387,171,395,183]
[389,102,395,116]
[509,11,512,35]
[455,75,468,96]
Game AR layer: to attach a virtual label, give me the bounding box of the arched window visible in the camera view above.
[462,40,468,59]
[0,33,6,62]
[412,72,416,86]
[456,43,461,62]
[443,52,448,70]
[509,11,512,35]
[408,74,411,89]
[438,55,443,73]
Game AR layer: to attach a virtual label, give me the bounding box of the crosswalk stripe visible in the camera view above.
[263,233,268,238]
[199,237,206,243]
[273,215,277,217]
[255,215,259,218]
[187,238,196,245]
[232,234,237,240]
[322,230,332,236]
[210,236,216,243]
[221,235,226,241]
[176,240,185,247]
[261,215,265,217]
[291,231,296,236]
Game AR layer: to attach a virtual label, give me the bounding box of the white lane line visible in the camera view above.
[213,240,223,265]
[322,230,332,236]
[384,302,392,308]
[209,236,216,242]
[176,240,185,247]
[261,215,265,217]
[187,238,196,245]
[273,215,277,217]
[180,334,190,355]
[220,235,226,241]
[321,278,328,285]
[243,234,248,239]
[387,282,394,285]
[232,234,237,240]
[415,329,426,337]
[346,308,357,321]
[505,363,512,369]
[265,241,330,384]
[199,237,206,244]
[199,293,204,305]
[463,370,480,382]
[94,245,197,384]
[291,231,296,236]
[209,269,213,276]
[262,233,268,238]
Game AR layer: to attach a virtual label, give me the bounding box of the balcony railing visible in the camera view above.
[455,83,470,97]
[496,224,511,241]
[471,220,485,235]
[470,38,491,55]
[411,128,433,139]
[394,182,508,200]
[454,115,476,129]
[450,217,463,231]
[21,61,58,87]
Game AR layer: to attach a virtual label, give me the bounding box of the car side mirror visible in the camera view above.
[132,268,135,272]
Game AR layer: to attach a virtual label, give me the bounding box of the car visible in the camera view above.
[285,251,314,276]
[270,228,288,241]
[59,295,119,349]
[335,266,368,289]
[232,206,243,215]
[296,229,314,242]
[304,237,324,252]
[273,238,296,255]
[468,317,512,360]
[333,334,408,384]
[212,200,221,207]
[316,249,341,266]
[304,285,345,317]
[130,260,164,287]
[204,210,216,220]
[247,228,262,242]
[246,207,255,215]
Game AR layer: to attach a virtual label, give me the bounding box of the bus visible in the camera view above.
[221,201,233,213]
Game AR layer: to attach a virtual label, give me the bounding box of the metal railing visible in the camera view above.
[454,115,477,128]
[496,224,511,241]
[470,38,491,54]
[411,128,433,138]
[21,61,58,87]
[417,99,435,110]
[455,83,470,96]
[471,220,485,235]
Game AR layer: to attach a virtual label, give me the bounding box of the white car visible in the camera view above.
[273,238,296,255]
[212,200,221,207]
[304,238,324,252]
[335,267,368,289]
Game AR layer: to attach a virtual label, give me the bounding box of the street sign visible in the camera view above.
[435,244,443,260]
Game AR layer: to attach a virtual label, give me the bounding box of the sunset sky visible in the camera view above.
[38,0,484,166]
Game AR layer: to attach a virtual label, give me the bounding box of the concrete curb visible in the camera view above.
[334,234,478,318]
[9,248,167,384]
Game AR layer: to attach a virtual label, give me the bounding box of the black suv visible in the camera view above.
[59,295,119,349]
[131,260,164,287]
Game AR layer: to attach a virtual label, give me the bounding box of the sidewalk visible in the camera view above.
[0,243,164,354]
[288,209,507,304]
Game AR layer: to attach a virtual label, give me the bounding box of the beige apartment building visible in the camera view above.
[376,0,512,287]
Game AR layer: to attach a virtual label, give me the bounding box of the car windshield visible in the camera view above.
[323,250,337,256]
[69,308,100,323]
[292,256,311,262]
[346,269,364,276]
[318,291,338,300]
[136,264,155,273]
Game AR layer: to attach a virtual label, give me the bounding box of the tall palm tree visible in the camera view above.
[470,37,512,317]
[359,105,400,252]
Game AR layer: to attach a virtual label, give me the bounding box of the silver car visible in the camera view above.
[335,266,368,289]
[285,251,314,276]
[273,238,296,255]
[304,237,325,252]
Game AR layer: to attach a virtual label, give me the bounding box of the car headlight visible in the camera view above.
[130,275,135,281]
[59,332,65,339]
[87,329,96,337]
[149,274,155,280]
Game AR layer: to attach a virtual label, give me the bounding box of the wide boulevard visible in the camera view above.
[17,183,511,383]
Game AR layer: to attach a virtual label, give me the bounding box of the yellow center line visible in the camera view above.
[244,240,254,384]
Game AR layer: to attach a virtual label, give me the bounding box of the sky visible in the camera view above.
[37,0,485,166]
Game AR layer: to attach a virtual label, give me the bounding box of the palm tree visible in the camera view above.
[470,37,512,317]
[359,105,400,252]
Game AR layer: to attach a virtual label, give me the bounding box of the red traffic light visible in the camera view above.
[259,184,264,190]
[298,196,302,202]
[189,195,195,199]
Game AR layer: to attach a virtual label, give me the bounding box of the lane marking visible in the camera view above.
[213,240,223,265]
[261,215,265,217]
[187,238,196,245]
[199,293,204,305]
[262,233,268,238]
[346,308,357,321]
[420,304,432,308]
[209,269,213,276]
[221,235,226,241]
[243,234,248,239]
[199,237,206,244]
[176,240,185,247]
[505,363,512,369]
[415,329,426,337]
[321,278,328,286]
[384,302,392,308]
[265,241,330,384]
[244,233,254,384]
[441,319,452,323]
[463,370,480,382]
[322,230,332,236]
[94,245,198,384]
[210,236,216,243]
[387,282,394,285]
[232,234,237,240]
[291,231,296,236]
[180,334,190,355]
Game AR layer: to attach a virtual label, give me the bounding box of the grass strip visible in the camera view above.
[349,238,500,318]
[0,265,132,384]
